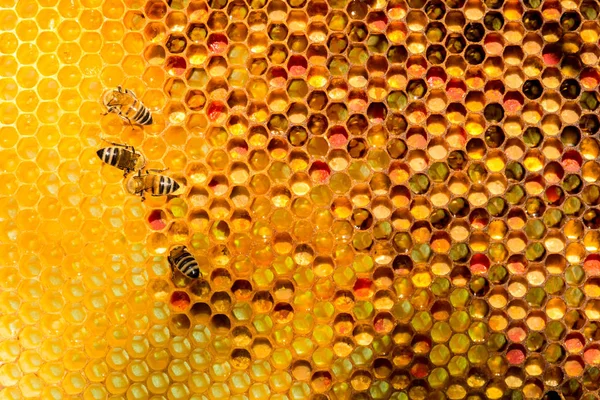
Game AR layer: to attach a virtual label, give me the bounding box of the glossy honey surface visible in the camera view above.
[2,0,600,399]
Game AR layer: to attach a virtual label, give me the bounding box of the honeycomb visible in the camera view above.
[2,0,600,398]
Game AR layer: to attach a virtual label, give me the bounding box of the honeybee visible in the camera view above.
[168,246,201,279]
[96,140,146,177]
[125,169,182,201]
[102,86,153,126]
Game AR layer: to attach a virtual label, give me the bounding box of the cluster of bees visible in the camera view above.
[97,87,201,280]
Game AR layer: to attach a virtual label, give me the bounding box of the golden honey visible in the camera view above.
[1,0,600,398]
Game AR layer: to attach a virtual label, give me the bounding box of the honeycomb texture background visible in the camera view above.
[3,0,600,398]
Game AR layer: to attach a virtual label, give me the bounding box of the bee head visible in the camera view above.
[103,89,126,108]
[169,246,189,262]
[170,245,186,256]
[125,175,143,195]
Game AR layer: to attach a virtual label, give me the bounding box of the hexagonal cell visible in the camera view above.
[165,34,187,54]
[207,33,228,54]
[144,0,167,19]
[183,89,206,111]
[226,22,248,42]
[186,23,208,43]
[166,11,187,32]
[4,0,600,397]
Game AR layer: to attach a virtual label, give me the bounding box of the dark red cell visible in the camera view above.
[470,254,490,274]
[562,150,583,173]
[506,348,525,365]
[288,55,308,76]
[165,56,187,76]
[268,67,288,87]
[503,92,523,113]
[410,361,429,378]
[584,255,600,276]
[170,291,191,311]
[147,209,166,230]
[353,278,373,298]
[542,44,562,65]
[327,126,348,147]
[545,186,564,205]
[584,347,600,365]
[581,68,600,89]
[309,161,331,183]
[507,256,527,274]
[446,79,466,101]
[207,101,227,122]
[426,67,447,87]
[507,326,526,343]
[208,33,228,53]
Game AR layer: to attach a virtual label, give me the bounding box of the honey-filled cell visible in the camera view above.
[1,0,598,397]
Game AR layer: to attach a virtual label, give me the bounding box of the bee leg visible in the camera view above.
[102,139,126,148]
[119,114,134,127]
[124,117,142,132]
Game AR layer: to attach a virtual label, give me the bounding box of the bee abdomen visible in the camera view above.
[97,147,120,167]
[157,176,180,195]
[132,104,153,125]
[175,254,200,279]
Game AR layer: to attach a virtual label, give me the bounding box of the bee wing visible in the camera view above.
[135,152,147,171]
[101,138,127,148]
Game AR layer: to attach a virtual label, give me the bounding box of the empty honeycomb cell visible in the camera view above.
[100,42,125,65]
[1,0,600,398]
[102,0,125,19]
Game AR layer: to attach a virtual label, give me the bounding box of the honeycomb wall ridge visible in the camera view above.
[2,0,600,399]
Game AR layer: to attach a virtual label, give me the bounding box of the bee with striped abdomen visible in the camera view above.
[125,169,182,201]
[168,246,201,279]
[102,86,153,126]
[96,140,146,177]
